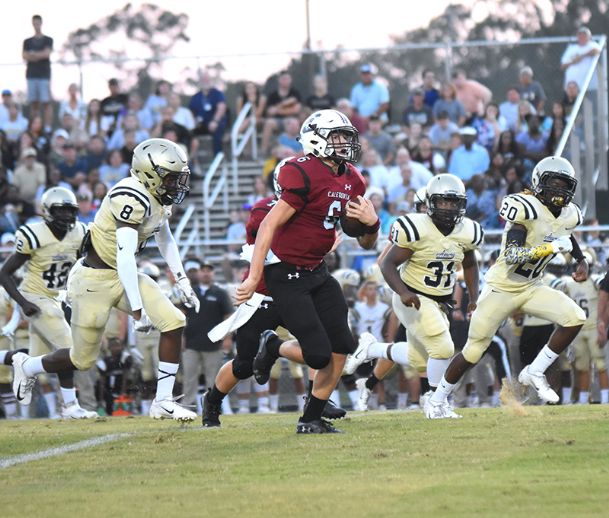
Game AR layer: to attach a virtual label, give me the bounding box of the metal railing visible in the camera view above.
[555,36,608,217]
[230,101,258,195]
[202,151,229,243]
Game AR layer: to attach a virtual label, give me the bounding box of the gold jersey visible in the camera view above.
[90,176,171,268]
[389,213,483,297]
[485,193,582,293]
[14,221,86,298]
[551,274,602,331]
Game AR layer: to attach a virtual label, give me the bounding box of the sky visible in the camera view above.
[0,0,474,99]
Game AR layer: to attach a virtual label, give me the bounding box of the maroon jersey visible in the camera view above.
[244,195,276,296]
[272,154,366,267]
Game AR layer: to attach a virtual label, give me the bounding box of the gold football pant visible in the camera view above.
[463,284,586,364]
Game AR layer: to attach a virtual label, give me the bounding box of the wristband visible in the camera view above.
[364,218,380,234]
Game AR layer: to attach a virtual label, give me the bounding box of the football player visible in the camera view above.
[0,187,96,418]
[11,139,200,422]
[345,175,482,418]
[429,156,588,416]
[235,109,379,433]
[553,251,608,404]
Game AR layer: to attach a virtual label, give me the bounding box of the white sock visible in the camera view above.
[427,358,450,387]
[388,342,409,365]
[491,390,500,407]
[257,396,269,409]
[367,341,392,360]
[562,387,572,405]
[196,396,203,415]
[430,376,455,404]
[43,392,57,417]
[529,345,558,374]
[601,389,609,404]
[155,361,178,400]
[329,390,340,406]
[397,392,408,409]
[269,394,279,412]
[0,350,7,364]
[348,389,359,408]
[296,392,306,412]
[141,399,152,415]
[60,387,76,406]
[578,391,589,404]
[23,356,46,377]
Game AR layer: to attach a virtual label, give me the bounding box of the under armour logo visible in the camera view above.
[287,273,300,280]
[345,184,352,190]
[260,303,269,309]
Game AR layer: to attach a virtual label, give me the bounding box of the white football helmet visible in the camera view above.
[414,186,427,213]
[531,156,577,208]
[41,187,78,232]
[426,174,467,226]
[138,260,161,279]
[298,109,361,163]
[332,268,361,289]
[131,138,190,205]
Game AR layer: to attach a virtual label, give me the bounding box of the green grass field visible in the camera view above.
[1,406,609,517]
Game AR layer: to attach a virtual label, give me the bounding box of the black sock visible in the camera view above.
[266,336,283,357]
[301,395,326,422]
[420,377,430,393]
[207,384,226,405]
[366,374,380,391]
[307,380,313,395]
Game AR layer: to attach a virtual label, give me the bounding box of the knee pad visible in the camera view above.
[462,341,486,365]
[304,352,331,370]
[232,359,254,380]
[429,342,454,360]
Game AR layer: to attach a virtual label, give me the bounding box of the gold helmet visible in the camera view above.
[40,187,78,232]
[131,138,190,205]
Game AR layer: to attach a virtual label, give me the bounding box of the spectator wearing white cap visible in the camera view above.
[517,66,547,114]
[448,126,490,182]
[386,146,432,193]
[12,147,46,206]
[560,26,601,90]
[350,64,390,123]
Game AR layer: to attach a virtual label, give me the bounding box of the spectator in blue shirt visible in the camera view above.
[189,71,227,155]
[448,127,490,183]
[350,64,390,123]
[466,174,500,228]
[516,114,548,180]
[277,117,301,153]
[57,141,87,189]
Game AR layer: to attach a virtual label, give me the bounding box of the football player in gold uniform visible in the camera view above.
[0,187,96,418]
[11,139,200,422]
[429,156,588,416]
[345,175,482,418]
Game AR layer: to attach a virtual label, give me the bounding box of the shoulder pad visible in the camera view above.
[390,214,422,246]
[15,224,42,254]
[501,194,538,223]
[467,219,484,247]
[109,186,151,224]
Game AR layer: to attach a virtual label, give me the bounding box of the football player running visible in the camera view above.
[0,187,96,418]
[429,156,587,417]
[345,176,483,418]
[236,109,379,433]
[11,139,200,422]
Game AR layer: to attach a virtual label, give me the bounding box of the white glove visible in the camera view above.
[134,308,154,334]
[175,277,200,313]
[550,236,573,254]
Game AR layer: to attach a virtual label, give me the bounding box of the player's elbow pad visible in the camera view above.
[116,226,143,311]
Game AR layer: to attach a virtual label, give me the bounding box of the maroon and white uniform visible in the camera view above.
[272,155,367,268]
[244,195,276,296]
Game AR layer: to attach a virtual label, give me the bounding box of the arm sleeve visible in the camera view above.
[154,220,186,282]
[116,226,143,312]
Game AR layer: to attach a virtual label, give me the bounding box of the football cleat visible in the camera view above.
[150,396,197,422]
[354,377,372,411]
[202,391,221,428]
[12,352,36,406]
[322,398,347,420]
[343,332,376,375]
[424,399,449,419]
[518,365,559,404]
[419,390,433,410]
[61,401,98,419]
[253,330,280,385]
[441,401,462,419]
[296,418,343,434]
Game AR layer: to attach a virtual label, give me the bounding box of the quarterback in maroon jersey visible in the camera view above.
[236,109,379,434]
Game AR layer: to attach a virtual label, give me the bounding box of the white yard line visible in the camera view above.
[0,432,132,469]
